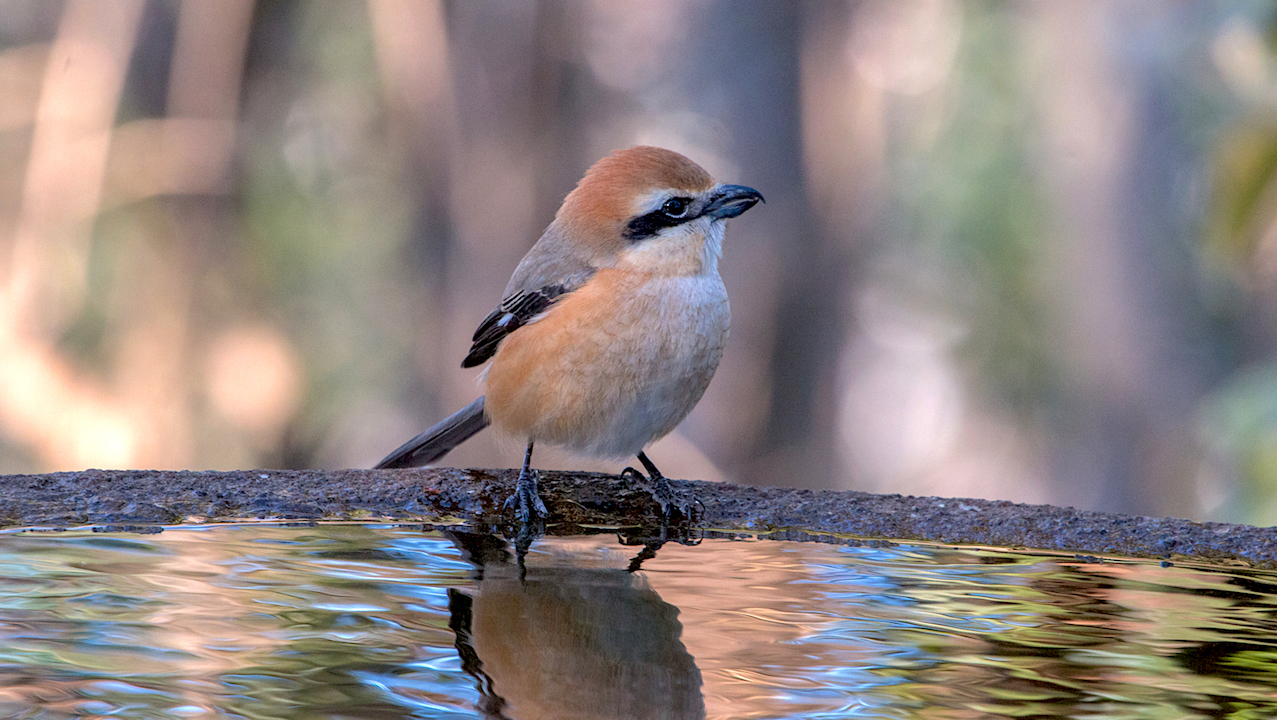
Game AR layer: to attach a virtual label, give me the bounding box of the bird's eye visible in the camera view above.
[661,197,691,217]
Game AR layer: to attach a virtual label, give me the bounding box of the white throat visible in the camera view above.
[617,218,725,277]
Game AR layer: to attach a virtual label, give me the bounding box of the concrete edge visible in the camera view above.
[0,468,1273,568]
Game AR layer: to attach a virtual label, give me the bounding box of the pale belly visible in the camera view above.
[483,273,730,459]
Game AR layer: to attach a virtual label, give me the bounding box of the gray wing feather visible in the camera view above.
[461,223,598,368]
[503,223,599,296]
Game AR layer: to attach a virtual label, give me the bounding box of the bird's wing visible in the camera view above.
[462,280,580,368]
[463,221,601,368]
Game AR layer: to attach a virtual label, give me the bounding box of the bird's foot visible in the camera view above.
[503,468,548,522]
[621,467,699,523]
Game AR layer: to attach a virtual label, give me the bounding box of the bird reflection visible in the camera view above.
[445,528,705,720]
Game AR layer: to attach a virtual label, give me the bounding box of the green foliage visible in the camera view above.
[889,4,1054,411]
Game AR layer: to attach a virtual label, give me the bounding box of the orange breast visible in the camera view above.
[483,268,728,458]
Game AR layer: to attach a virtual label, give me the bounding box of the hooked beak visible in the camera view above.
[704,184,764,220]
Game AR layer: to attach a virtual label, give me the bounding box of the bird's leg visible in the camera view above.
[503,440,548,522]
[623,451,698,522]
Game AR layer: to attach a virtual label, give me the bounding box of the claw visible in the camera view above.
[622,466,699,523]
[652,476,698,522]
[503,468,548,522]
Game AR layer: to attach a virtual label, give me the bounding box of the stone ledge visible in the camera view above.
[1,468,1273,568]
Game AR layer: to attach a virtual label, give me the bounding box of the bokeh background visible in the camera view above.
[3,0,1277,524]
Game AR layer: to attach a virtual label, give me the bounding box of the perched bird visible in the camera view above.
[376,146,763,521]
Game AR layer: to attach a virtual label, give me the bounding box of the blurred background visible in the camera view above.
[2,1,1277,525]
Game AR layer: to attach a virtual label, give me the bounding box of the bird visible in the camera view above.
[375,146,763,522]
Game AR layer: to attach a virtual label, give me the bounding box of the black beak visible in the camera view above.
[704,184,764,220]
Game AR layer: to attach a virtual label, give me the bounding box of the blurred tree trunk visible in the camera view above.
[707,0,870,489]
[367,0,459,431]
[415,2,588,470]
[573,0,831,487]
[1030,2,1219,517]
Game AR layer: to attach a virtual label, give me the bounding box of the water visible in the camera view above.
[1,523,1276,719]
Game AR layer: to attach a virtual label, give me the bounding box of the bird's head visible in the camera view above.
[555,146,763,276]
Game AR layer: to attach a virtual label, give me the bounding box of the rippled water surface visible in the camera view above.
[2,523,1277,719]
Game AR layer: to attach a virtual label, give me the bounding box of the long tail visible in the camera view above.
[375,396,490,469]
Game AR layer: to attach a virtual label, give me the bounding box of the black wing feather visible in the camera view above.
[461,284,571,368]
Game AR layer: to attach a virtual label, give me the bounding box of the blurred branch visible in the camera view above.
[0,0,258,471]
[0,44,48,132]
[169,0,253,118]
[102,118,236,207]
[7,0,144,330]
[0,1,144,469]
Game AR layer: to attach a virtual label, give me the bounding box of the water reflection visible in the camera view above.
[2,524,1277,718]
[444,528,703,719]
